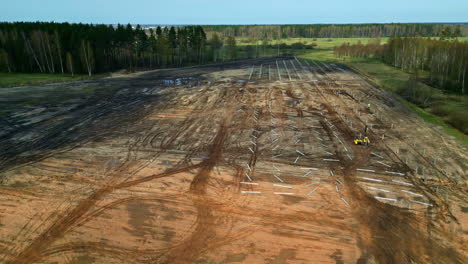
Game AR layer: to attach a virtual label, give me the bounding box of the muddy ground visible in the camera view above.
[0,57,466,264]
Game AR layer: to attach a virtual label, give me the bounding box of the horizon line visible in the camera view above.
[1,21,468,26]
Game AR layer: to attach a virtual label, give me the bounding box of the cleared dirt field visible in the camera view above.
[0,57,466,264]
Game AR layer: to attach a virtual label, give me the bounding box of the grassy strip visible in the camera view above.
[399,98,468,145]
[234,37,392,61]
[237,37,390,47]
[0,73,107,88]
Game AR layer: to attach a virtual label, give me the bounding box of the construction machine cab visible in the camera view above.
[354,136,370,145]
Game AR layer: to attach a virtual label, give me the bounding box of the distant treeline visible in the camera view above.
[334,38,468,95]
[0,22,221,75]
[203,24,466,39]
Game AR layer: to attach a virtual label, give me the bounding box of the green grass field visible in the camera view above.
[0,73,94,88]
[238,37,389,46]
[236,37,391,62]
[239,36,467,48]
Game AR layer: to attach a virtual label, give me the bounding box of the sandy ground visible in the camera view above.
[0,57,466,264]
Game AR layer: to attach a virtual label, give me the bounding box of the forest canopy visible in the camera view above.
[0,22,210,75]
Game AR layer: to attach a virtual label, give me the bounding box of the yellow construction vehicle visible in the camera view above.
[354,136,370,145]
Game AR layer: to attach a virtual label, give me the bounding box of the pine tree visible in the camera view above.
[66,52,74,76]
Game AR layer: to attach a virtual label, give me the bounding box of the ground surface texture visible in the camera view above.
[0,57,467,264]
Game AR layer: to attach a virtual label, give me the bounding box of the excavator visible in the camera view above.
[354,136,370,145]
[354,126,370,145]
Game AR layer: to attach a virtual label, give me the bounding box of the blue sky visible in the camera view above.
[2,0,468,24]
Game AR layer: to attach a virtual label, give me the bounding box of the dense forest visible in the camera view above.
[203,23,466,39]
[0,22,217,75]
[334,37,468,95]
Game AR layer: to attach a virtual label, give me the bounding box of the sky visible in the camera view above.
[2,0,468,25]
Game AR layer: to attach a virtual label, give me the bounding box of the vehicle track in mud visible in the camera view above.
[0,57,466,264]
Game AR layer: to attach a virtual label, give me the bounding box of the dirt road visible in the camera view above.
[0,57,466,264]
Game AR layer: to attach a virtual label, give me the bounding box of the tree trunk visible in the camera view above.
[82,41,92,76]
[55,32,64,74]
[462,65,466,94]
[45,34,55,73]
[39,32,51,73]
[3,51,11,73]
[66,52,74,77]
[22,33,43,73]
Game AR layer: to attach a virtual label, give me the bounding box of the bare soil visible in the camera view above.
[0,57,466,264]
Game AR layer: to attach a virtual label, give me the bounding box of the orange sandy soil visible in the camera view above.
[0,58,466,264]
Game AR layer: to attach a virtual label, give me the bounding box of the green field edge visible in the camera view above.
[0,73,110,88]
